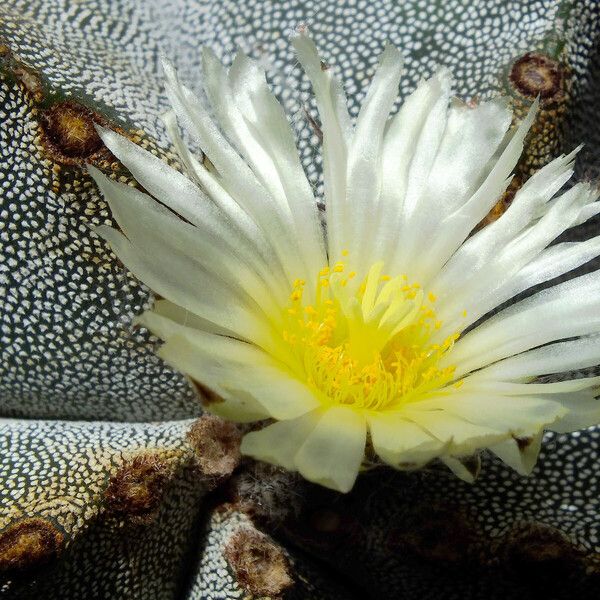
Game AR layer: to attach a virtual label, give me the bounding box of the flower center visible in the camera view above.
[282,261,460,411]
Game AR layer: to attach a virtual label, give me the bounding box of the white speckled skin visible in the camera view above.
[1,0,600,598]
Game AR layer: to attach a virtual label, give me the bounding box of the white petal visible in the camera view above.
[144,299,231,337]
[431,149,579,301]
[416,393,567,438]
[403,408,506,455]
[488,432,543,476]
[240,411,321,471]
[137,302,229,337]
[440,240,600,341]
[159,111,290,298]
[155,331,319,421]
[510,236,600,291]
[446,97,539,224]
[391,69,453,273]
[203,49,326,286]
[95,225,272,347]
[89,166,283,320]
[292,33,352,261]
[162,60,306,285]
[460,376,600,395]
[94,126,272,267]
[161,109,201,179]
[400,70,453,221]
[459,334,600,381]
[573,200,600,226]
[201,49,292,217]
[95,126,214,226]
[424,98,513,212]
[294,406,367,492]
[397,97,513,280]
[143,311,275,366]
[157,336,270,423]
[343,44,403,273]
[160,108,283,280]
[379,70,452,259]
[440,456,478,483]
[447,269,600,377]
[434,181,598,334]
[245,376,321,420]
[409,100,539,285]
[367,412,443,467]
[552,396,600,433]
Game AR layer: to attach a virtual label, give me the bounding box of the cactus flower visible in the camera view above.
[90,34,600,493]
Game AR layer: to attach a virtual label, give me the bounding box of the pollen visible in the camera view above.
[281,262,460,411]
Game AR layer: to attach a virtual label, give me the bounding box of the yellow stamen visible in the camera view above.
[281,261,461,411]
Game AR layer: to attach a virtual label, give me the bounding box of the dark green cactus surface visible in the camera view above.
[1,1,600,598]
